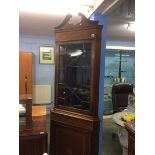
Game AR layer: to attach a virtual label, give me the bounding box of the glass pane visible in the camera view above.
[58,43,91,110]
[104,49,135,114]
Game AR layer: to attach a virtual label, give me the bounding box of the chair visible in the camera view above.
[112,83,133,114]
[111,83,134,141]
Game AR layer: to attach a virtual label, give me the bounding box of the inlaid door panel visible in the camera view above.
[53,123,90,155]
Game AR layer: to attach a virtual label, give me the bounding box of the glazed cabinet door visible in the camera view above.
[55,41,95,114]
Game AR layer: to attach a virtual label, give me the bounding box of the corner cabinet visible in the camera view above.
[50,13,102,155]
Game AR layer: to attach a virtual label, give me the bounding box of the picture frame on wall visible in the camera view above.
[39,46,55,64]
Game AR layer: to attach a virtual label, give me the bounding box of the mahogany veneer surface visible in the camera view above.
[19,116,48,155]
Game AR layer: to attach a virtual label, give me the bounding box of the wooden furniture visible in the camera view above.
[19,106,48,155]
[19,52,48,155]
[125,121,135,155]
[19,52,33,95]
[19,94,32,130]
[19,116,48,155]
[50,13,102,155]
[112,83,133,113]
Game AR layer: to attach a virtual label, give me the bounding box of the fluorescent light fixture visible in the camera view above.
[127,22,135,31]
[106,46,135,50]
[19,0,94,16]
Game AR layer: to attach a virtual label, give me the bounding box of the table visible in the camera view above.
[19,116,48,155]
[112,109,135,155]
[124,122,135,155]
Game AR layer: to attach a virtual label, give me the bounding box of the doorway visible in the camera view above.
[102,48,135,155]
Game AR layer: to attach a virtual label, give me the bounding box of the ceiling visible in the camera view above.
[106,0,135,41]
[19,12,65,37]
[19,0,135,42]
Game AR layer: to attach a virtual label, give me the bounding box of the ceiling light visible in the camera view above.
[106,46,135,50]
[127,22,135,31]
[69,50,83,57]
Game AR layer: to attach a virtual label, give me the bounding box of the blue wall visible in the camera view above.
[19,34,55,102]
[90,13,106,155]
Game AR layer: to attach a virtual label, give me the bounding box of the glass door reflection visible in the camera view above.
[58,43,92,110]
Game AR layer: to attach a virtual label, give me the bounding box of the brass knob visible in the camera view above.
[91,34,96,38]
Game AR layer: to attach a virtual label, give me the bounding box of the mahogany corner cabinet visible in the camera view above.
[50,13,102,155]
